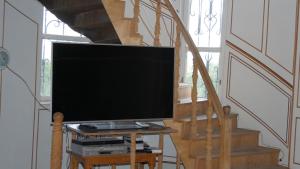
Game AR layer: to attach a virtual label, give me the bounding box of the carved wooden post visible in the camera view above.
[219,106,231,169]
[176,152,181,169]
[50,112,64,169]
[157,134,164,169]
[206,98,213,169]
[130,133,137,169]
[174,24,181,103]
[191,51,199,136]
[154,0,161,46]
[132,0,140,35]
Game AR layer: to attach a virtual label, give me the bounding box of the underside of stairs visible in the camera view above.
[38,0,143,44]
[38,0,288,168]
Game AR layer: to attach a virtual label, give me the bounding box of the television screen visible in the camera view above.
[52,43,174,122]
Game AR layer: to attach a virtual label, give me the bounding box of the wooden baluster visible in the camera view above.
[191,53,199,136]
[132,0,140,35]
[174,24,181,103]
[220,106,231,169]
[176,152,181,169]
[157,134,164,169]
[154,0,161,46]
[50,112,64,169]
[162,0,224,124]
[206,98,213,169]
[130,133,137,169]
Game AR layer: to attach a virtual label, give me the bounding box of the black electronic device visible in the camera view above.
[52,43,174,123]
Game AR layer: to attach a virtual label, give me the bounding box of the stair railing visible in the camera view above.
[163,1,232,167]
[130,0,232,168]
[129,0,231,169]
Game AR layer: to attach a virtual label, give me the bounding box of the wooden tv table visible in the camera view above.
[65,123,176,169]
[68,151,159,169]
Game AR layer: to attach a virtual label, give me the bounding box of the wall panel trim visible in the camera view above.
[226,52,291,146]
[294,117,300,165]
[226,41,293,90]
[0,0,5,116]
[265,0,299,75]
[230,0,265,52]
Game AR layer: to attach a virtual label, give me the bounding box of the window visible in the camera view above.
[184,0,223,98]
[40,8,90,99]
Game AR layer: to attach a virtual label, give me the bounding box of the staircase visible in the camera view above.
[165,109,287,169]
[39,0,288,168]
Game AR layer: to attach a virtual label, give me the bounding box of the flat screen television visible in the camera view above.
[52,43,174,123]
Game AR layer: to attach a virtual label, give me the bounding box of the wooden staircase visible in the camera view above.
[39,0,289,168]
[165,111,287,169]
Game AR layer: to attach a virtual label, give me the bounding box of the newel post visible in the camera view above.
[50,112,64,169]
[220,106,231,169]
[206,98,213,169]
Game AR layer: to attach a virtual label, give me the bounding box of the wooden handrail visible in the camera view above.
[162,0,224,124]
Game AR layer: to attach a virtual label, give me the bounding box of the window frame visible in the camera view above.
[181,0,224,98]
[40,8,91,101]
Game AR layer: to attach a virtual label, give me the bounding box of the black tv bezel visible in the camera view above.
[51,42,176,124]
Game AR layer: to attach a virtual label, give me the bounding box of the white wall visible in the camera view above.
[221,0,299,167]
[0,0,43,169]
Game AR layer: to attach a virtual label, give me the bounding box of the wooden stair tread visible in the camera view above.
[163,120,196,169]
[178,113,238,122]
[174,99,209,120]
[192,146,279,159]
[190,128,259,140]
[234,165,288,169]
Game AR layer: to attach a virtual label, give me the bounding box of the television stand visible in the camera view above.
[50,112,176,169]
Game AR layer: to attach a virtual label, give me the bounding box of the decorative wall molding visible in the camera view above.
[230,0,265,52]
[229,0,299,78]
[226,52,291,146]
[226,41,293,90]
[294,117,300,165]
[295,0,300,108]
[1,0,4,46]
[265,0,299,75]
